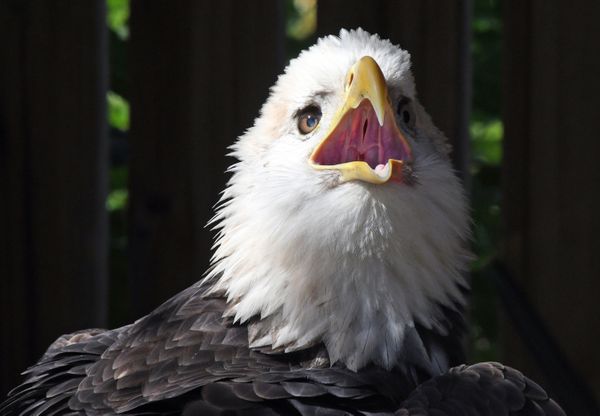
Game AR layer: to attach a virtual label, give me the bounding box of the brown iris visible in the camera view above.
[297,106,321,134]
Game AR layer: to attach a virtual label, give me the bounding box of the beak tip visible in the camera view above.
[375,109,385,126]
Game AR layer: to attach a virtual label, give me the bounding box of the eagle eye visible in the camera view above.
[297,105,322,134]
[396,97,415,132]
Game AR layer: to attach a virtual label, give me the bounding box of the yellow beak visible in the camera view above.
[309,56,412,184]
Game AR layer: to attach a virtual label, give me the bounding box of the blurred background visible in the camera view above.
[1,1,599,414]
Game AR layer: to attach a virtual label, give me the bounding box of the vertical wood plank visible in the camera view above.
[0,0,108,396]
[128,0,284,318]
[317,0,472,179]
[503,0,600,409]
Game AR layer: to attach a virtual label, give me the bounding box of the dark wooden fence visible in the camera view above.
[1,0,599,411]
[0,0,109,394]
[127,1,285,318]
[502,1,600,411]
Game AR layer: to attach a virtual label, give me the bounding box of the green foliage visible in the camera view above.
[468,0,503,363]
[105,0,130,217]
[106,189,128,212]
[106,0,130,40]
[107,91,130,131]
[287,0,316,41]
[106,166,128,213]
[106,0,131,326]
[286,0,317,61]
[471,118,502,166]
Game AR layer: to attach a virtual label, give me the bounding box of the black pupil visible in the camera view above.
[402,110,410,124]
[306,115,317,127]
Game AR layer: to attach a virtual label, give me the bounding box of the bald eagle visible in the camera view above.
[1,29,564,416]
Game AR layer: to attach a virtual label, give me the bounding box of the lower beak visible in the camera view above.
[309,56,412,184]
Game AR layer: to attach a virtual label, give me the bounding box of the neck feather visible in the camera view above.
[207,155,470,370]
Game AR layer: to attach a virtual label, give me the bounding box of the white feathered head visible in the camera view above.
[208,29,471,371]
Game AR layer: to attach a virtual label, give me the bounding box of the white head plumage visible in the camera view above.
[207,29,471,371]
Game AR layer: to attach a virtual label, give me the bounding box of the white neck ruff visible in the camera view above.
[207,154,470,371]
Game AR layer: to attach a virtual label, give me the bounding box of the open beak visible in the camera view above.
[309,56,412,184]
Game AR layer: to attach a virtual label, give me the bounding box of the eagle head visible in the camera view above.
[207,29,471,371]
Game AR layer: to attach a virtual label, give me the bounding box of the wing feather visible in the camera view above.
[2,286,564,416]
[397,363,565,416]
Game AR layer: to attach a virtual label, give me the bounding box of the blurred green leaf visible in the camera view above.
[468,0,503,364]
[107,167,128,213]
[287,0,317,41]
[106,189,128,212]
[107,91,130,131]
[107,0,130,40]
[473,16,501,33]
[470,118,503,165]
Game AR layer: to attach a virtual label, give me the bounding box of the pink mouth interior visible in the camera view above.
[312,100,411,169]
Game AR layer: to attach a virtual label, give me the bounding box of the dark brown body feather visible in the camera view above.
[0,285,564,416]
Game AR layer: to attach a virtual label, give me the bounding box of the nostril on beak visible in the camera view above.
[346,72,354,91]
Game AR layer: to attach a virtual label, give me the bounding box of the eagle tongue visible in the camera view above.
[347,103,382,168]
